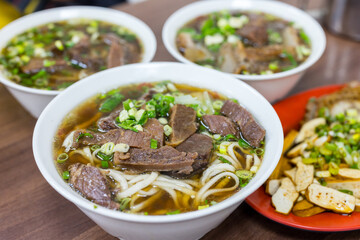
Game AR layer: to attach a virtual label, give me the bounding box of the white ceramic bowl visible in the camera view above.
[0,6,156,118]
[162,0,326,103]
[33,62,283,240]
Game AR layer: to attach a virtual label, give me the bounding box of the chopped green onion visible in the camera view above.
[119,110,129,122]
[325,142,337,151]
[299,29,310,45]
[338,189,353,195]
[62,171,70,180]
[101,161,109,168]
[164,125,173,136]
[55,40,64,51]
[119,197,131,211]
[166,210,181,215]
[268,61,279,71]
[90,145,101,151]
[197,108,205,117]
[43,59,56,67]
[319,146,332,156]
[225,134,237,141]
[302,158,318,164]
[238,139,250,149]
[235,170,253,180]
[254,148,265,156]
[76,132,94,142]
[212,100,223,110]
[158,117,168,125]
[150,139,158,149]
[219,156,231,164]
[134,100,146,108]
[100,142,115,155]
[57,153,68,163]
[319,178,327,186]
[329,162,339,175]
[99,93,124,113]
[198,205,210,210]
[97,152,113,161]
[123,99,132,111]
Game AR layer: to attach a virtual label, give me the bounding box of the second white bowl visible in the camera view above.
[162,0,326,102]
[0,6,156,118]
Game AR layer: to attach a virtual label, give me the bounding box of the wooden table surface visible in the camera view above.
[1,0,360,239]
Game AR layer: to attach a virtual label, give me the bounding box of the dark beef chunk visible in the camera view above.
[104,34,125,68]
[167,104,197,146]
[97,106,123,131]
[170,134,213,178]
[144,118,164,146]
[237,14,268,47]
[21,58,68,74]
[115,146,197,172]
[220,100,265,147]
[202,115,239,137]
[69,163,119,209]
[68,35,105,70]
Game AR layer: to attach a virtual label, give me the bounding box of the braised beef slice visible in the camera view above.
[116,129,153,149]
[103,34,125,68]
[144,118,164,146]
[69,163,119,209]
[71,129,121,149]
[71,128,153,149]
[21,58,68,74]
[115,146,197,172]
[169,134,213,178]
[202,115,239,137]
[167,104,197,146]
[220,100,265,147]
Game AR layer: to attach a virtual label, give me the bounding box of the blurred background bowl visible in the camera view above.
[0,6,156,118]
[33,62,283,240]
[162,0,326,103]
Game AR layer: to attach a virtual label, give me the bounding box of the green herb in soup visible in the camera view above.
[0,19,142,90]
[53,81,266,215]
[176,10,311,75]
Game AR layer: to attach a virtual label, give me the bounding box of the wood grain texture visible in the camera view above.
[0,0,359,239]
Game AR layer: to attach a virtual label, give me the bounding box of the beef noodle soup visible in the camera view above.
[0,19,142,90]
[54,81,266,215]
[176,10,311,75]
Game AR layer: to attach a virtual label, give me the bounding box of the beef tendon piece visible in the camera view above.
[167,104,197,146]
[69,163,119,209]
[220,100,265,147]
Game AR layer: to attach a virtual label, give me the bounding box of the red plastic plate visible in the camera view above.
[246,85,360,232]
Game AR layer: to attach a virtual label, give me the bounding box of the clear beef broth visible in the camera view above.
[0,19,142,90]
[176,10,312,75]
[54,82,265,215]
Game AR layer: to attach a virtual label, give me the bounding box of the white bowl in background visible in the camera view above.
[33,62,283,240]
[162,0,326,103]
[0,6,156,118]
